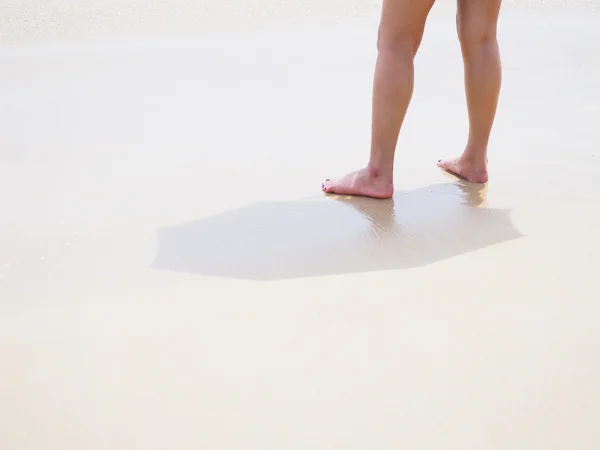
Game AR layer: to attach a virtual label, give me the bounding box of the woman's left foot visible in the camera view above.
[437,157,489,183]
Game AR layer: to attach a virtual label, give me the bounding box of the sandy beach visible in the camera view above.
[1,1,600,449]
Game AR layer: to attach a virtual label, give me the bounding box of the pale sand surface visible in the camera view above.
[1,1,600,449]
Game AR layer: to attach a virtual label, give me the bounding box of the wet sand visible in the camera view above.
[1,1,600,449]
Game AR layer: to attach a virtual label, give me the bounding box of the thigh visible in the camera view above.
[379,0,437,42]
[457,0,502,36]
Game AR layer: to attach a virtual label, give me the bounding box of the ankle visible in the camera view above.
[365,163,394,181]
[461,149,488,169]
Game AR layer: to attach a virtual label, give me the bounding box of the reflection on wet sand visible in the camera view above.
[154,181,520,280]
[331,180,488,235]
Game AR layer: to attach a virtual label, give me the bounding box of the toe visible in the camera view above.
[437,159,448,170]
[438,159,459,172]
[322,180,335,193]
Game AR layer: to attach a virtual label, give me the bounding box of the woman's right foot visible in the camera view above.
[437,156,489,184]
[322,167,394,199]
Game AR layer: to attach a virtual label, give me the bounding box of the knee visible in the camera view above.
[457,14,498,50]
[377,25,422,56]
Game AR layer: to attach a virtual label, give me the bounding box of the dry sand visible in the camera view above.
[1,1,600,449]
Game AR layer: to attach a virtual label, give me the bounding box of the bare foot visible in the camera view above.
[322,168,394,199]
[437,157,489,184]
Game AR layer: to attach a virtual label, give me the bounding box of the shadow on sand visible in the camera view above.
[153,181,523,280]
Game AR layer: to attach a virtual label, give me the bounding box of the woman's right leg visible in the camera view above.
[322,0,436,199]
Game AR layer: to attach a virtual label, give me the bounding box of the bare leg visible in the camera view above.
[438,0,503,183]
[323,0,436,199]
